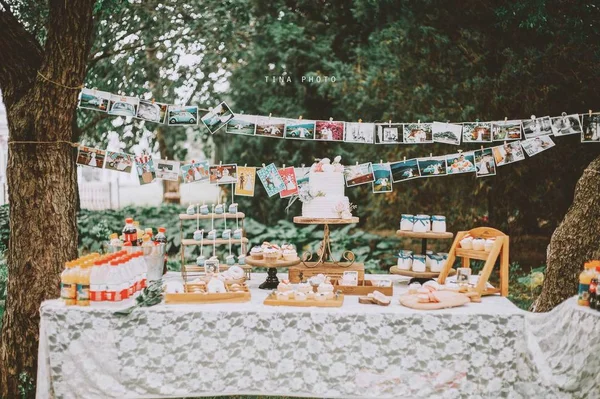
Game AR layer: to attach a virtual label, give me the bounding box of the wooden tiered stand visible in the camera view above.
[179,212,249,282]
[389,230,456,279]
[438,227,509,296]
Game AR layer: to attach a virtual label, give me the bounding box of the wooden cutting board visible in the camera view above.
[399,291,470,310]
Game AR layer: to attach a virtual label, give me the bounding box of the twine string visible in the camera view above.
[36,71,84,90]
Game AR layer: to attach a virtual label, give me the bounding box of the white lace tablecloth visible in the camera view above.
[36,273,599,399]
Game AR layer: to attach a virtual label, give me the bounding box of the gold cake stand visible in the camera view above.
[293,216,359,268]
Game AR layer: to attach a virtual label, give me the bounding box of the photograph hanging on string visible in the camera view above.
[344,162,375,187]
[372,163,393,193]
[474,148,496,177]
[226,115,257,136]
[104,151,134,173]
[255,116,286,138]
[445,152,476,174]
[235,166,257,196]
[136,100,168,124]
[390,159,421,182]
[344,122,375,143]
[375,124,402,144]
[155,159,181,181]
[278,166,299,198]
[76,146,106,169]
[257,163,286,197]
[284,119,315,140]
[492,142,525,166]
[417,156,448,177]
[582,113,600,143]
[551,114,582,136]
[520,136,555,157]
[108,94,139,117]
[462,122,492,142]
[135,152,156,185]
[522,116,553,139]
[492,120,522,141]
[209,164,238,185]
[432,122,462,145]
[200,101,234,133]
[78,88,110,112]
[180,160,210,183]
[168,105,198,127]
[315,120,345,141]
[403,123,433,143]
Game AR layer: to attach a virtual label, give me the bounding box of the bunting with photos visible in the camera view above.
[137,100,168,124]
[181,160,209,183]
[375,124,402,144]
[521,136,555,157]
[582,113,600,143]
[135,153,156,185]
[474,148,496,177]
[200,102,234,133]
[168,105,198,127]
[104,151,134,173]
[404,123,433,143]
[155,159,181,181]
[372,163,393,193]
[209,164,238,185]
[463,122,492,143]
[345,122,375,143]
[235,166,257,196]
[77,146,105,169]
[226,115,256,136]
[284,119,315,140]
[278,166,299,198]
[522,116,553,139]
[492,120,522,141]
[445,152,476,174]
[390,159,420,182]
[78,88,110,112]
[551,114,582,136]
[344,162,375,187]
[316,120,344,141]
[108,95,139,117]
[257,163,286,197]
[432,122,462,145]
[418,156,447,177]
[492,142,525,166]
[256,116,285,138]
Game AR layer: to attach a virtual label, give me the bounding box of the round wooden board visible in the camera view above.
[244,257,300,268]
[293,216,359,225]
[395,230,453,239]
[389,266,456,278]
[399,291,470,310]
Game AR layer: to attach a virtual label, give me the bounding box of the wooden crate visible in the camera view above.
[288,262,365,283]
[331,280,393,296]
[165,283,250,304]
[263,292,344,307]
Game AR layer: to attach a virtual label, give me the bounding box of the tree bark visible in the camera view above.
[0,1,96,397]
[532,155,600,312]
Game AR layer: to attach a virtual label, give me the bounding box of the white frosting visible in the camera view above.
[308,172,345,196]
[302,171,349,218]
[302,196,349,219]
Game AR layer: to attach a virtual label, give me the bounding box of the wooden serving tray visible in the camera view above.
[332,280,393,296]
[165,283,250,304]
[390,266,456,279]
[399,291,469,310]
[263,292,344,307]
[288,262,365,283]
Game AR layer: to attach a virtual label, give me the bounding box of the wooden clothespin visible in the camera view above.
[359,119,363,123]
[244,163,247,167]
[329,117,333,121]
[403,156,406,162]
[269,113,272,119]
[531,114,536,120]
[458,149,463,154]
[282,164,286,168]
[504,116,507,122]
[152,98,155,104]
[219,160,222,166]
[589,109,593,117]
[355,161,359,166]
[379,159,383,164]
[429,153,433,159]
[388,120,392,127]
[299,115,303,120]
[481,145,484,151]
[418,119,421,124]
[262,163,266,168]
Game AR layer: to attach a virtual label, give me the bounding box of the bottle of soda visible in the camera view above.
[154,227,168,275]
[123,218,138,246]
[590,276,598,310]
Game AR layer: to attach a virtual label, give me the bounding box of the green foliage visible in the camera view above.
[18,372,34,399]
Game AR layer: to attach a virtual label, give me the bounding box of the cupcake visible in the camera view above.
[317,281,334,294]
[250,246,263,260]
[294,292,307,301]
[277,280,292,292]
[228,203,238,213]
[297,282,312,293]
[225,254,236,266]
[283,248,298,261]
[186,204,196,215]
[199,204,209,215]
[233,228,243,239]
[263,247,280,262]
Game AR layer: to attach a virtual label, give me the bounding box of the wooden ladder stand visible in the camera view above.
[438,227,509,296]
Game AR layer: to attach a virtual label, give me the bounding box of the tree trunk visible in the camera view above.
[0,2,96,397]
[531,155,600,312]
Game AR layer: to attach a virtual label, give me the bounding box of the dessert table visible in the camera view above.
[36,273,598,399]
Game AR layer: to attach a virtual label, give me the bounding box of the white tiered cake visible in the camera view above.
[300,157,352,219]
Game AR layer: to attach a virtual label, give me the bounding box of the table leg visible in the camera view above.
[258,267,280,289]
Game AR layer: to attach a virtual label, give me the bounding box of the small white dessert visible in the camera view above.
[460,236,473,250]
[408,282,421,294]
[207,278,226,293]
[294,292,307,301]
[317,281,334,293]
[227,265,245,280]
[309,274,326,286]
[164,281,185,294]
[472,238,485,251]
[315,293,327,301]
[297,282,312,293]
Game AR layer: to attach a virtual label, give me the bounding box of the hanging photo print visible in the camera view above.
[135,152,156,185]
[390,159,421,182]
[315,120,344,141]
[375,124,402,144]
[551,114,582,136]
[445,152,476,174]
[284,119,315,140]
[522,116,553,139]
[474,148,496,177]
[108,94,139,117]
[582,113,600,143]
[403,123,433,143]
[521,136,555,157]
[200,101,234,133]
[432,122,462,145]
[104,151,134,173]
[155,159,181,181]
[137,100,168,124]
[278,166,299,198]
[372,163,393,193]
[78,88,110,112]
[492,120,522,141]
[235,166,257,196]
[226,114,257,136]
[209,164,238,185]
[168,105,198,126]
[180,160,209,183]
[76,146,106,169]
[344,122,375,143]
[418,156,448,177]
[492,142,525,166]
[255,116,285,138]
[462,122,492,143]
[344,162,375,187]
[257,163,286,197]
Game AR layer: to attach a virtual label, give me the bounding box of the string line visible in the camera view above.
[9,140,79,148]
[36,71,84,90]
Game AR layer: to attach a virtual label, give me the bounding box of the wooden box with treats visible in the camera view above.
[288,262,365,283]
[165,282,251,304]
[332,279,393,296]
